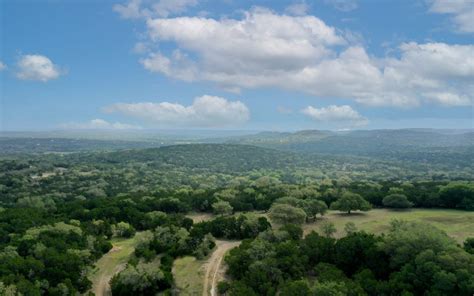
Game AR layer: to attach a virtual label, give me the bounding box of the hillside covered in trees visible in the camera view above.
[0,135,473,295]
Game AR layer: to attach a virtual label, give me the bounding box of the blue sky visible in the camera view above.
[1,0,473,131]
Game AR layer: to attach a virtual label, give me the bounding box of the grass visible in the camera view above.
[173,256,206,296]
[303,209,474,243]
[89,232,147,295]
[186,212,214,223]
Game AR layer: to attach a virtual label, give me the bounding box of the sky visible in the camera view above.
[1,0,473,131]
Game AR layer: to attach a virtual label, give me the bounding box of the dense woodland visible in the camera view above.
[222,220,474,296]
[0,132,473,295]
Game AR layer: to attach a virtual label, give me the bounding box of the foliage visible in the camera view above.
[343,222,357,235]
[223,222,474,296]
[320,221,337,238]
[110,261,171,295]
[212,200,233,216]
[330,192,372,214]
[439,182,474,210]
[0,141,473,294]
[464,237,474,254]
[269,204,307,225]
[382,193,413,209]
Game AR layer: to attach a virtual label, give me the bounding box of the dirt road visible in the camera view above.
[92,246,126,296]
[89,233,144,296]
[202,240,241,296]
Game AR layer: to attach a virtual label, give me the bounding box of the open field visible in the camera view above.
[89,232,146,296]
[173,256,206,296]
[187,212,214,223]
[303,209,474,243]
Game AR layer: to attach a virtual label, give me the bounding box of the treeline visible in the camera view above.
[221,221,474,295]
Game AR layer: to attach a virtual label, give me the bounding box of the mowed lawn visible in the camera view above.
[89,232,146,296]
[173,256,206,296]
[303,209,474,243]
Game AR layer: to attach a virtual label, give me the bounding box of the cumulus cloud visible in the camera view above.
[16,54,62,82]
[0,61,6,71]
[104,95,250,127]
[127,7,473,107]
[429,0,474,33]
[114,0,198,19]
[60,119,141,130]
[302,105,368,126]
[143,8,344,85]
[324,0,358,12]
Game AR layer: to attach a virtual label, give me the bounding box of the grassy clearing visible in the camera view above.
[173,256,206,296]
[303,209,474,243]
[187,212,214,223]
[89,232,146,296]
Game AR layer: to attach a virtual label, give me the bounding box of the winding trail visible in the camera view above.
[203,240,241,296]
[93,250,125,296]
[89,233,144,296]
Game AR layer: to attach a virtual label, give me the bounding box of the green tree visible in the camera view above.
[343,222,357,235]
[212,200,233,216]
[114,222,135,238]
[320,221,337,238]
[439,182,474,210]
[111,261,170,295]
[330,192,371,214]
[279,280,310,296]
[463,237,474,254]
[268,204,307,226]
[312,281,348,296]
[381,220,456,268]
[382,194,413,209]
[303,199,328,221]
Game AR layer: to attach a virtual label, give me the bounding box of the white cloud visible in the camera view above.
[114,0,197,19]
[324,0,358,12]
[114,0,144,19]
[429,0,474,33]
[0,61,6,71]
[104,95,250,127]
[285,2,310,16]
[130,8,473,107]
[146,8,344,71]
[16,54,62,82]
[140,50,197,81]
[60,119,141,130]
[143,8,344,85]
[302,105,368,126]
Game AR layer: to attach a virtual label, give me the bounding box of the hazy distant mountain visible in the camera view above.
[225,129,474,167]
[227,129,473,148]
[1,129,472,165]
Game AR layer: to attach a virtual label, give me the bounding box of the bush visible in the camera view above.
[382,194,413,209]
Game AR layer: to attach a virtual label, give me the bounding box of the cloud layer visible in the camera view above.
[302,105,368,127]
[429,0,474,33]
[0,61,6,71]
[136,8,473,107]
[104,95,250,127]
[16,54,62,82]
